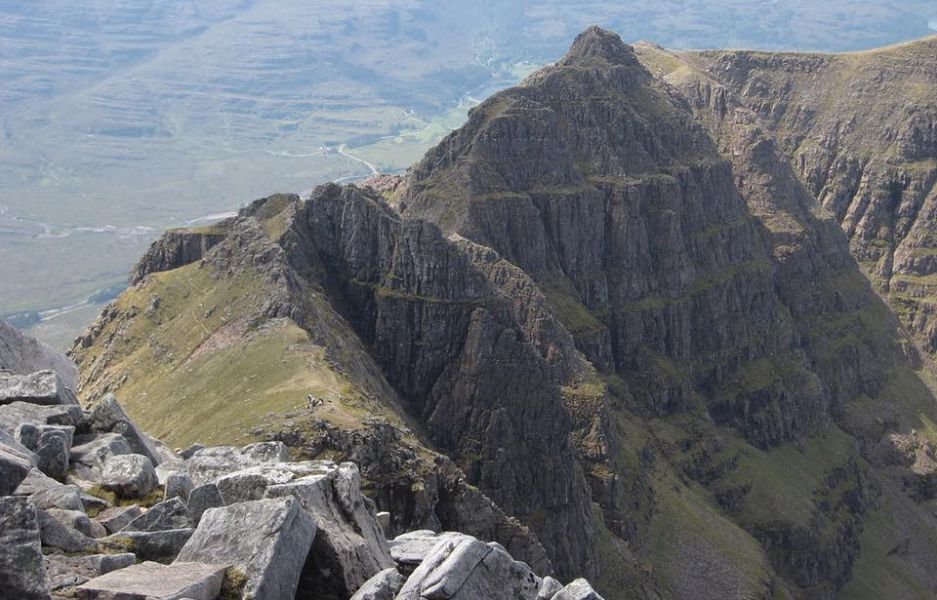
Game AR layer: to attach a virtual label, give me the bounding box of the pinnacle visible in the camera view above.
[562,25,638,66]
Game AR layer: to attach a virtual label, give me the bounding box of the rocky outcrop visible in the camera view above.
[130,227,229,285]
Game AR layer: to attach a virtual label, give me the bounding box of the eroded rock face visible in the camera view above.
[176,497,316,600]
[295,182,596,579]
[130,228,228,285]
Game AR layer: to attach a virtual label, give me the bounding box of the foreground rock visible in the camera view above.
[0,370,75,406]
[0,496,51,600]
[76,561,226,600]
[350,568,406,600]
[396,534,541,600]
[176,497,316,600]
[266,462,394,598]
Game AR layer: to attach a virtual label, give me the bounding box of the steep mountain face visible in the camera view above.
[653,38,937,358]
[73,27,937,600]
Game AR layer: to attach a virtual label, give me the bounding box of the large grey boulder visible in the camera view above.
[14,467,59,495]
[183,441,290,485]
[0,438,34,495]
[44,507,101,538]
[44,553,137,592]
[0,320,78,388]
[100,454,158,498]
[538,576,564,600]
[164,472,194,501]
[0,400,84,435]
[89,395,161,466]
[350,568,406,600]
[76,561,226,600]
[29,483,84,511]
[0,496,51,600]
[36,427,72,479]
[186,482,223,525]
[37,507,97,552]
[99,529,194,561]
[123,497,191,532]
[551,579,605,600]
[265,462,393,599]
[396,534,541,600]
[94,505,143,535]
[389,531,464,570]
[176,497,316,600]
[71,433,132,469]
[0,370,76,406]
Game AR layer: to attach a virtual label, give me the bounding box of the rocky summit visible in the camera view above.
[5,25,931,600]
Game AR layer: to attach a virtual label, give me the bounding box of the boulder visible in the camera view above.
[176,497,315,600]
[0,370,76,406]
[44,507,99,537]
[551,579,605,600]
[14,467,60,495]
[0,320,78,388]
[216,470,274,504]
[80,492,111,514]
[0,438,34,495]
[30,483,84,511]
[165,472,194,501]
[538,576,564,599]
[265,462,393,599]
[187,482,223,525]
[99,529,194,561]
[0,401,85,435]
[182,441,290,485]
[100,454,158,498]
[76,561,226,600]
[0,496,51,600]
[94,505,143,535]
[37,507,97,552]
[71,433,132,469]
[36,428,71,479]
[91,552,137,575]
[396,534,540,600]
[89,395,161,466]
[350,568,406,600]
[123,497,191,532]
[389,531,464,569]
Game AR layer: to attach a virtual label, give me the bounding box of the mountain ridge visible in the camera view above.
[72,28,937,600]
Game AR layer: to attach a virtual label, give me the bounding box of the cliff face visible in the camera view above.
[73,27,937,600]
[669,39,937,357]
